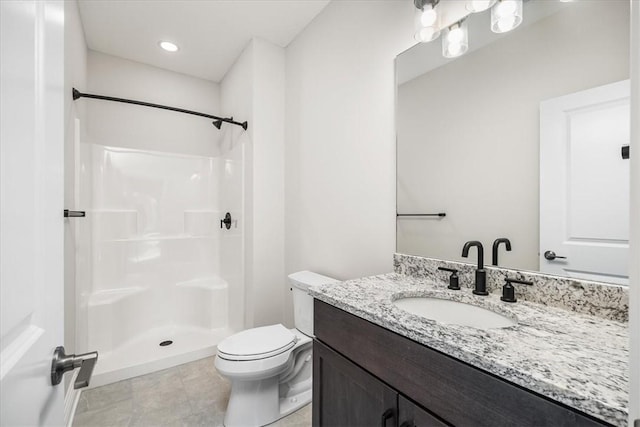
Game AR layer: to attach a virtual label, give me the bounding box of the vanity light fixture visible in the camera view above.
[466,0,497,13]
[491,0,523,33]
[414,0,441,43]
[159,41,179,52]
[413,0,525,58]
[442,19,469,58]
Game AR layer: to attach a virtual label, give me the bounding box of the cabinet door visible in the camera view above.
[313,340,397,427]
[398,395,450,427]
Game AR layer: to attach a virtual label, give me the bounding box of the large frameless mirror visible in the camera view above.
[396,0,630,284]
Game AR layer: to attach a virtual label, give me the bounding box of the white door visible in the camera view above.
[540,80,630,284]
[1,1,65,425]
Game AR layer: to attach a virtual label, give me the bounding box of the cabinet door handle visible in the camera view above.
[400,422,415,427]
[381,409,394,427]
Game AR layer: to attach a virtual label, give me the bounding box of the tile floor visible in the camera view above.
[73,356,312,427]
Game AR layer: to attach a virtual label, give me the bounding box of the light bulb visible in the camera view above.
[415,26,440,43]
[491,0,522,33]
[413,3,440,43]
[447,27,464,44]
[448,43,463,56]
[466,0,497,13]
[421,5,437,27]
[495,0,517,17]
[442,20,468,58]
[496,16,517,32]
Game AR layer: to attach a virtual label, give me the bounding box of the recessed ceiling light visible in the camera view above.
[159,41,179,52]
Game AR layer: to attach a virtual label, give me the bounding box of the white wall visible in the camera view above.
[63,0,87,359]
[284,1,415,325]
[221,38,286,328]
[396,1,629,272]
[252,39,286,327]
[86,51,221,157]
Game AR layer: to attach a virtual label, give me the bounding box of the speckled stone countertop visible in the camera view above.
[309,273,629,426]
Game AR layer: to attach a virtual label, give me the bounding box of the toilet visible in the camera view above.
[215,271,339,427]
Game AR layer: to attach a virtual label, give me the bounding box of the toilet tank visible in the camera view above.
[289,271,339,337]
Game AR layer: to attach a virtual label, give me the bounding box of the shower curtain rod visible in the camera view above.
[72,88,248,130]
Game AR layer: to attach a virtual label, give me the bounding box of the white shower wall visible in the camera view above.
[80,143,243,386]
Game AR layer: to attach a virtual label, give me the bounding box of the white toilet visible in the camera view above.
[215,271,338,427]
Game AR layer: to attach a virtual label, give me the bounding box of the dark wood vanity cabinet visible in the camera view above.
[312,300,610,427]
[313,339,446,427]
[313,341,398,427]
[398,395,448,427]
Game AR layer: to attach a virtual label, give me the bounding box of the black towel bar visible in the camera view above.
[396,213,446,217]
[64,210,86,218]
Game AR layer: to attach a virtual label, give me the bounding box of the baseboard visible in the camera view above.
[64,370,81,427]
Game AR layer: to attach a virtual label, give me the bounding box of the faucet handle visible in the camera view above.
[437,267,460,290]
[501,278,533,303]
[505,278,533,286]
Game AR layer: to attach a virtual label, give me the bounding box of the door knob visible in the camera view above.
[51,346,98,389]
[544,250,567,261]
[220,212,232,230]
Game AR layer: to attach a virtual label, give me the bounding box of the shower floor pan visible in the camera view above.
[89,325,235,388]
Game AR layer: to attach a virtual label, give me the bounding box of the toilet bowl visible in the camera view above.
[215,271,338,427]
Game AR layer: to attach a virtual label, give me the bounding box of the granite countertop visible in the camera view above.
[309,273,629,426]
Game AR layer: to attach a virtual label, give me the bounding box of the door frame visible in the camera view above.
[628,1,639,425]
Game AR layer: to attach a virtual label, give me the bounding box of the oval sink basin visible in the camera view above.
[393,297,517,329]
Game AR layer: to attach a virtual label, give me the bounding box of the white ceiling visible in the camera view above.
[78,0,331,83]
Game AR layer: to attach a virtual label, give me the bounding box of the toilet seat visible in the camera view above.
[217,324,297,361]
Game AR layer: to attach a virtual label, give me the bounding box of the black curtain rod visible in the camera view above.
[72,88,248,131]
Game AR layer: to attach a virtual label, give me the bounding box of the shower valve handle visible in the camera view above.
[220,212,232,230]
[51,346,98,389]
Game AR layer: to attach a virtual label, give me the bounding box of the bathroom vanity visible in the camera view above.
[310,257,628,427]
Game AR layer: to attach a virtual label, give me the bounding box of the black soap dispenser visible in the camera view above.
[438,267,460,290]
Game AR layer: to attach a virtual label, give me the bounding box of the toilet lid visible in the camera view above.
[217,324,297,361]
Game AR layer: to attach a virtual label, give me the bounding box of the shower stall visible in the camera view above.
[75,138,244,386]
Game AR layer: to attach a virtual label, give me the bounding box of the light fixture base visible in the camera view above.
[414,0,439,10]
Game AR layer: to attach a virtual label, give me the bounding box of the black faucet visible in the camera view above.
[462,241,488,295]
[492,238,512,266]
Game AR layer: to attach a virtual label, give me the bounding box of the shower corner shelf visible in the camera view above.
[88,287,146,307]
[105,234,220,243]
[91,209,138,213]
[176,276,229,291]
